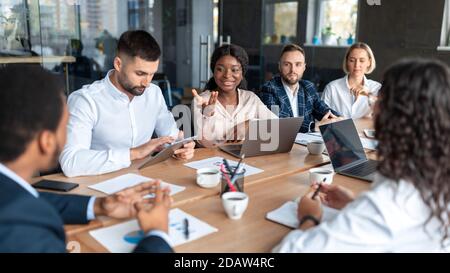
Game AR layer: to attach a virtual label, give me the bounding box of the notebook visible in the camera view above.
[266,200,339,228]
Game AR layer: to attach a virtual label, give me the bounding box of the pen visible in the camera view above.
[311,178,326,200]
[223,158,233,174]
[221,164,237,192]
[230,154,245,192]
[184,218,189,240]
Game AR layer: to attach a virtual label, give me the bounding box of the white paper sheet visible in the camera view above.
[88,173,185,197]
[89,208,218,252]
[184,156,263,177]
[296,132,378,151]
[266,201,339,229]
[360,137,378,151]
[295,132,323,145]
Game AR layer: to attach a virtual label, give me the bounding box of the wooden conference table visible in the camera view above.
[35,118,374,252]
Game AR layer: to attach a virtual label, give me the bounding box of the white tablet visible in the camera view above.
[137,136,197,170]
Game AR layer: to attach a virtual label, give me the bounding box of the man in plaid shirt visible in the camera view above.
[259,44,341,133]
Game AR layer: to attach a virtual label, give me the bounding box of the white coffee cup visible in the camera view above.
[307,140,325,155]
[309,167,334,185]
[196,168,221,188]
[221,192,249,220]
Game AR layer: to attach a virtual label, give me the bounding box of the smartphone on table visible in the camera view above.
[33,180,79,192]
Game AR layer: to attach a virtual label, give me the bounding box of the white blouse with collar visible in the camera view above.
[322,75,381,119]
[192,89,277,143]
[273,173,449,253]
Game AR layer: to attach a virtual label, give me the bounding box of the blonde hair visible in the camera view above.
[343,42,376,74]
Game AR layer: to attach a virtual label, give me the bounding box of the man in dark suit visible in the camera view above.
[259,44,341,133]
[0,65,173,253]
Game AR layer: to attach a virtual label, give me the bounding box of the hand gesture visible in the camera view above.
[313,182,355,210]
[130,136,175,160]
[95,181,158,219]
[135,181,173,234]
[350,85,370,100]
[297,187,323,222]
[192,89,218,117]
[318,111,343,126]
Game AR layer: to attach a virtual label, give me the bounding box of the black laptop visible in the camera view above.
[319,119,378,182]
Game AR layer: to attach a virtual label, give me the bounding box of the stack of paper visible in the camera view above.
[295,132,323,145]
[89,208,218,252]
[296,132,378,151]
[184,156,263,177]
[266,201,339,228]
[88,173,185,197]
[360,137,378,151]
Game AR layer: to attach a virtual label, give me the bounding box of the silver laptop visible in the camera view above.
[319,119,377,182]
[219,117,303,158]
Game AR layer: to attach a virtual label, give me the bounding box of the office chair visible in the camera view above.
[152,73,173,108]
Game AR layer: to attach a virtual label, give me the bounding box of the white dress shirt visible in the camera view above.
[322,75,381,119]
[281,80,300,117]
[273,173,450,252]
[60,70,179,177]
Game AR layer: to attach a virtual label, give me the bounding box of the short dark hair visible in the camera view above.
[204,44,249,91]
[280,44,305,59]
[375,58,450,243]
[117,30,161,61]
[0,65,64,163]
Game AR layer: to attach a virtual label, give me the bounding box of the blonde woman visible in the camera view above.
[322,42,381,119]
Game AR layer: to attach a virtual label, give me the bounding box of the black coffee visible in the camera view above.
[315,171,331,175]
[227,197,245,201]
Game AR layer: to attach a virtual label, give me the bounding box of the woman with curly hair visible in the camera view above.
[192,44,277,146]
[274,58,450,252]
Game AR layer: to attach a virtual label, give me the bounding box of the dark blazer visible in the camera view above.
[259,76,340,132]
[0,173,173,253]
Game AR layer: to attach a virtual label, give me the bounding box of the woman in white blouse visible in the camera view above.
[274,58,450,252]
[322,42,381,119]
[192,44,277,146]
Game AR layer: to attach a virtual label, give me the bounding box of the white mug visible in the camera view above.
[221,192,249,220]
[307,140,325,155]
[309,167,334,185]
[196,168,221,188]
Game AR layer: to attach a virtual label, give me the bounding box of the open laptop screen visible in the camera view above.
[319,119,366,170]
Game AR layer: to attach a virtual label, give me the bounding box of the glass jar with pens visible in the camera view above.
[220,164,246,195]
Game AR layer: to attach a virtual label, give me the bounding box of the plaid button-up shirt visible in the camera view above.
[259,76,339,133]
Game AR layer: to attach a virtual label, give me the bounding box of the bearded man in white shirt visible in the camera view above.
[60,30,195,177]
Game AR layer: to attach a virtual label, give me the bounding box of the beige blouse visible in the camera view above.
[192,89,278,144]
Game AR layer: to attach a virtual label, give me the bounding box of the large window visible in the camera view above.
[0,0,43,55]
[308,0,358,46]
[263,1,298,45]
[440,0,450,48]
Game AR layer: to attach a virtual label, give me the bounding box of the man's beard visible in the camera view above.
[281,73,300,85]
[117,73,146,96]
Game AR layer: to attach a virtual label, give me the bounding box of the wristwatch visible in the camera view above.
[299,215,320,227]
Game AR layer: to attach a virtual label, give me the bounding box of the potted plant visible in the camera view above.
[347,33,354,45]
[321,26,334,45]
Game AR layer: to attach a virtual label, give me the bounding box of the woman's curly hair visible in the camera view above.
[375,58,450,242]
[204,43,249,91]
